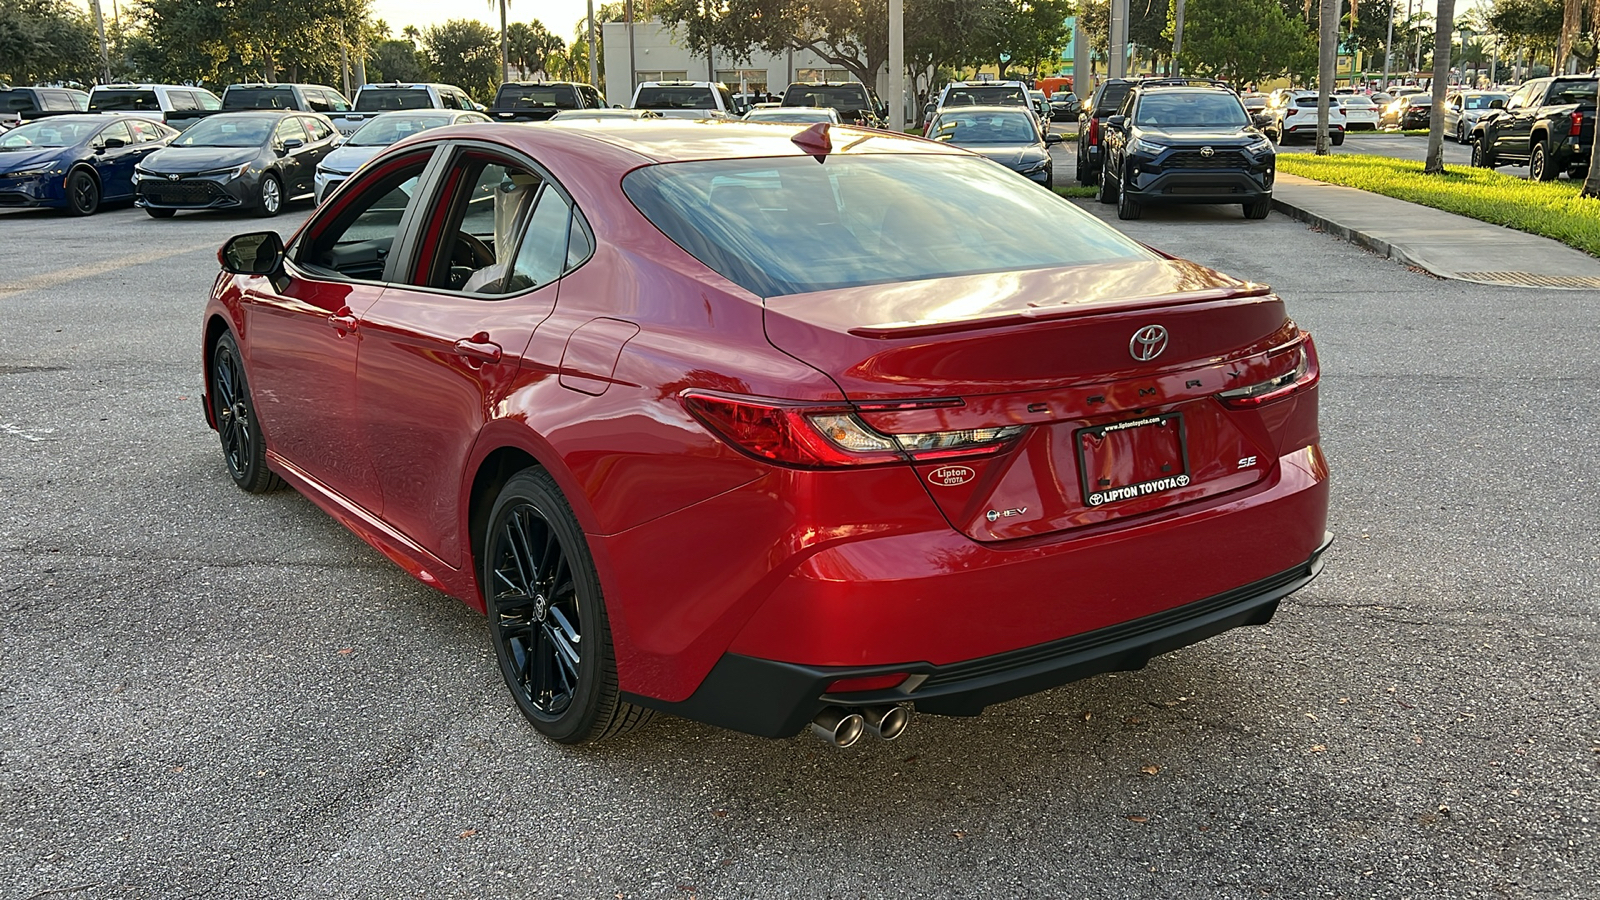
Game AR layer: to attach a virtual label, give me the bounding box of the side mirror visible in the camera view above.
[102,137,126,149]
[219,231,284,276]
[282,137,304,151]
[1106,114,1127,130]
[1489,98,1506,109]
[1044,132,1063,144]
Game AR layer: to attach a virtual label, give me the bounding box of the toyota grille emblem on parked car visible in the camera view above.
[167,174,181,181]
[1200,146,1215,157]
[1129,325,1169,361]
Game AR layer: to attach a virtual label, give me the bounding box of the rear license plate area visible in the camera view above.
[1075,413,1189,507]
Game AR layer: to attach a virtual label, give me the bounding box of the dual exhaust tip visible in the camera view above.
[810,704,910,747]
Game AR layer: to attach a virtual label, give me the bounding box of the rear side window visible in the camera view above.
[634,86,716,109]
[1094,84,1131,114]
[90,90,161,112]
[356,88,433,111]
[2,90,37,112]
[580,85,604,108]
[623,155,1151,297]
[43,91,75,111]
[169,91,198,111]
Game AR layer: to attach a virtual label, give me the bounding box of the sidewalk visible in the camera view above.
[1271,173,1600,289]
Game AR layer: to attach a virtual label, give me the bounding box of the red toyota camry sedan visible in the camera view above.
[202,120,1330,747]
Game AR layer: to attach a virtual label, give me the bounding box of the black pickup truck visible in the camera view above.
[1,85,89,130]
[486,81,605,122]
[1471,76,1597,180]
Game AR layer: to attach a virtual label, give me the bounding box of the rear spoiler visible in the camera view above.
[847,284,1274,339]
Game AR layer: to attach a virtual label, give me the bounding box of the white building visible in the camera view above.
[602,18,861,100]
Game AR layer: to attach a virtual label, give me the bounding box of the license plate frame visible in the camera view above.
[1074,412,1191,508]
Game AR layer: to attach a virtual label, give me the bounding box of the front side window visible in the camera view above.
[274,117,309,147]
[624,154,1152,298]
[296,154,432,281]
[95,121,133,147]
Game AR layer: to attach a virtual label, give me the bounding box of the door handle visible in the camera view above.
[329,309,357,334]
[454,334,502,365]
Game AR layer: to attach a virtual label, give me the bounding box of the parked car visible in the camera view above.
[1444,90,1510,143]
[487,81,605,122]
[924,105,1058,187]
[0,114,177,215]
[134,110,338,217]
[87,83,223,131]
[742,106,841,124]
[1379,93,1432,129]
[221,83,352,115]
[1,85,89,130]
[779,81,886,127]
[1048,91,1082,121]
[629,81,736,119]
[315,108,489,202]
[1263,91,1346,144]
[937,80,1031,114]
[1472,76,1597,180]
[1097,83,1276,220]
[1028,89,1052,120]
[332,82,480,134]
[200,119,1329,746]
[1340,94,1380,130]
[1076,78,1138,185]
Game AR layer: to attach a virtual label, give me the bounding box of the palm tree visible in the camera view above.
[1424,0,1454,175]
[488,0,509,84]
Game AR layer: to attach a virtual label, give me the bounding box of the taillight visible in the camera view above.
[1216,334,1320,409]
[1285,108,1297,116]
[1572,111,1584,137]
[682,392,1025,468]
[1088,116,1100,145]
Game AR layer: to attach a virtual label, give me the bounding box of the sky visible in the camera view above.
[370,1,598,42]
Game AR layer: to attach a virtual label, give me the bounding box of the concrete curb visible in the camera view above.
[1269,194,1439,277]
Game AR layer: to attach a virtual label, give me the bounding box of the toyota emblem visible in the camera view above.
[1129,325,1169,362]
[167,174,181,181]
[1200,146,1215,157]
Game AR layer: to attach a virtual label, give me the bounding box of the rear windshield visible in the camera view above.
[1551,81,1598,103]
[496,84,579,110]
[348,113,454,146]
[2,90,40,112]
[225,87,298,110]
[1093,84,1132,113]
[928,110,1038,144]
[944,86,1028,108]
[90,90,161,112]
[623,154,1151,298]
[355,88,434,112]
[1134,93,1248,128]
[634,86,717,110]
[1464,94,1508,109]
[784,85,871,111]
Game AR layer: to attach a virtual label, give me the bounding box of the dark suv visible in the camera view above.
[780,82,886,127]
[488,81,605,122]
[1095,83,1275,221]
[1075,78,1137,185]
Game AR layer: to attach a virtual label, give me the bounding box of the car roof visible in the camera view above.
[404,119,959,168]
[934,105,1034,115]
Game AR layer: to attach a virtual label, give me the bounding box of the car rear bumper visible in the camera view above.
[628,530,1333,737]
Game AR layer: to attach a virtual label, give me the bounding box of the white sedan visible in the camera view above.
[1340,95,1380,131]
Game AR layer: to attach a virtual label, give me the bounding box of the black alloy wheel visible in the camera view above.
[209,332,281,493]
[483,469,652,744]
[1471,137,1496,168]
[1531,141,1558,181]
[66,169,99,216]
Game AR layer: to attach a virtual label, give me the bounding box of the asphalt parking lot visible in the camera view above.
[2,180,1596,898]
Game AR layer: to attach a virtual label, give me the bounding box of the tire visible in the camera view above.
[1244,197,1273,219]
[254,173,283,217]
[1079,140,1098,186]
[209,331,282,493]
[1116,181,1141,220]
[1074,146,1086,184]
[1096,160,1118,204]
[1531,141,1558,181]
[483,469,652,744]
[1471,137,1496,168]
[1455,121,1466,144]
[145,206,176,219]
[1043,170,1053,190]
[1331,132,1345,146]
[65,168,99,216]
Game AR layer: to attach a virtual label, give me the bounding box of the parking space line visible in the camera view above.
[0,242,217,296]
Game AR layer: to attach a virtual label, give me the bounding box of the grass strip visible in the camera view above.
[1276,152,1600,256]
[1055,185,1096,198]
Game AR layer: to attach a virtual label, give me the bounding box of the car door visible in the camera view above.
[298,115,337,183]
[241,148,438,508]
[87,120,140,198]
[272,116,313,196]
[355,148,583,569]
[1500,81,1543,156]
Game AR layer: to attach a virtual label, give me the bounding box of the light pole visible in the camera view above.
[1382,0,1395,89]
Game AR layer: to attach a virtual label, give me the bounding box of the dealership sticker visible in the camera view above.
[927,465,975,487]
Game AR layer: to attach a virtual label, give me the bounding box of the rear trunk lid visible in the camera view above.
[763,259,1304,541]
